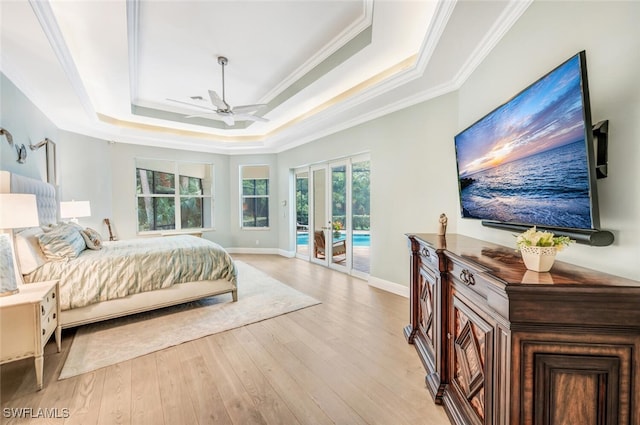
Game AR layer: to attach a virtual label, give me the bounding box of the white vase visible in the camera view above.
[520,245,557,272]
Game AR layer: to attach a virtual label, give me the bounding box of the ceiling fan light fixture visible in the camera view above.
[167,55,267,127]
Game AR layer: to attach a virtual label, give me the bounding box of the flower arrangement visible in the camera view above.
[515,226,574,252]
[332,220,343,239]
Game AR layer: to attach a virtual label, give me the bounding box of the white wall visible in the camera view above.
[455,1,640,280]
[228,154,279,250]
[0,74,57,181]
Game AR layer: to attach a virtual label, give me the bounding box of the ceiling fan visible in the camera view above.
[168,56,268,126]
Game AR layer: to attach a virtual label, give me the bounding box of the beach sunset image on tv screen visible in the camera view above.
[454,53,595,229]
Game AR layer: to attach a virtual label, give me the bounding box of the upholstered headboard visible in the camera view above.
[0,171,58,225]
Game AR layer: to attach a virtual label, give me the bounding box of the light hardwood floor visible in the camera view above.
[0,255,449,425]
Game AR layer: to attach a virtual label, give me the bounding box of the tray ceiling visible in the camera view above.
[0,0,531,153]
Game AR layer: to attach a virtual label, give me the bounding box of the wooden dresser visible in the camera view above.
[404,234,640,425]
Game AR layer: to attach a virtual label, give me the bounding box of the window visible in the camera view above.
[136,159,213,233]
[241,165,270,228]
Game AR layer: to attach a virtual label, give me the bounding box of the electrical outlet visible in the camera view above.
[255,239,260,245]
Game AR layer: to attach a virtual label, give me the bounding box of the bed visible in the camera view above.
[0,171,238,328]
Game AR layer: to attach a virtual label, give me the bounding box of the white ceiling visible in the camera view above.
[0,0,531,154]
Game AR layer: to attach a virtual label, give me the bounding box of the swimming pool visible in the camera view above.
[296,232,370,247]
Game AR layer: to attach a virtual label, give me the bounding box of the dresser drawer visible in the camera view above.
[447,258,490,300]
[417,241,439,271]
[41,306,57,346]
[40,285,57,318]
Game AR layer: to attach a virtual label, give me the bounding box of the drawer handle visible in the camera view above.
[42,329,45,336]
[421,247,430,258]
[41,305,45,315]
[52,292,56,299]
[459,269,475,285]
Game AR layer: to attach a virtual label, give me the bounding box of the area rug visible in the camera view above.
[59,261,320,379]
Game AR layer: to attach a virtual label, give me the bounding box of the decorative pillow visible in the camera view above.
[14,227,49,274]
[81,228,103,250]
[37,223,87,260]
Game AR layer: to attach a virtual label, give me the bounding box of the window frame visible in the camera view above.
[135,159,214,235]
[240,165,270,230]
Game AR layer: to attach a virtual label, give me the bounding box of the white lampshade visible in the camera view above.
[60,200,91,219]
[0,193,39,296]
[0,194,39,229]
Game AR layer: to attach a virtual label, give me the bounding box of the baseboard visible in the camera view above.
[227,248,408,298]
[226,247,283,255]
[367,275,409,298]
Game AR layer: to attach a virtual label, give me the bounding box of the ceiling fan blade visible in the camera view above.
[208,90,228,110]
[234,113,269,123]
[232,104,267,114]
[184,114,219,119]
[167,98,216,112]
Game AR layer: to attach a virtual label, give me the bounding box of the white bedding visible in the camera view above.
[24,235,237,310]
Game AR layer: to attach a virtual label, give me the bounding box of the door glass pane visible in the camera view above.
[331,165,347,266]
[352,160,370,274]
[312,168,326,261]
[295,172,309,257]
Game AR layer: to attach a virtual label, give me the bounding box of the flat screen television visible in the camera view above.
[453,51,610,244]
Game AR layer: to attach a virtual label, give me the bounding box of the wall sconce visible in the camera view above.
[27,137,57,185]
[0,128,27,164]
[0,128,14,145]
[29,138,52,151]
[0,194,40,296]
[60,200,91,224]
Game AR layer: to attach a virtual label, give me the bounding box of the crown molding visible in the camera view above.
[259,0,374,104]
[127,0,140,103]
[28,0,96,120]
[451,0,533,87]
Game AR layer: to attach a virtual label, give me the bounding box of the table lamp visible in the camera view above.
[0,193,39,296]
[60,200,91,224]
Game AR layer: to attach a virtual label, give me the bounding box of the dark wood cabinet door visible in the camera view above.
[446,294,495,425]
[512,332,639,425]
[418,265,437,349]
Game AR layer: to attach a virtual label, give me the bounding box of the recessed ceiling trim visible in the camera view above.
[29,0,96,120]
[415,0,458,74]
[97,113,263,144]
[272,0,535,153]
[260,25,373,116]
[131,24,373,131]
[268,55,416,137]
[259,0,374,104]
[126,0,140,103]
[451,0,533,87]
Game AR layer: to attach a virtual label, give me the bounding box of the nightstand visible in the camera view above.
[0,280,61,390]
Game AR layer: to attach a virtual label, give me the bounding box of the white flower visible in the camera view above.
[515,226,574,251]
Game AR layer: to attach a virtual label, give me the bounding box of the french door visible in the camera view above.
[296,155,369,276]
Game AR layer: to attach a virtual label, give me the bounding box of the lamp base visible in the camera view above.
[0,232,19,297]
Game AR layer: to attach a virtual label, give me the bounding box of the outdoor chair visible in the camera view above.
[314,230,347,259]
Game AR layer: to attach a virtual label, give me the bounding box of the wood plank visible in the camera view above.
[130,354,164,425]
[173,341,234,425]
[97,362,132,425]
[155,347,198,425]
[233,326,336,425]
[65,369,106,425]
[213,331,301,425]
